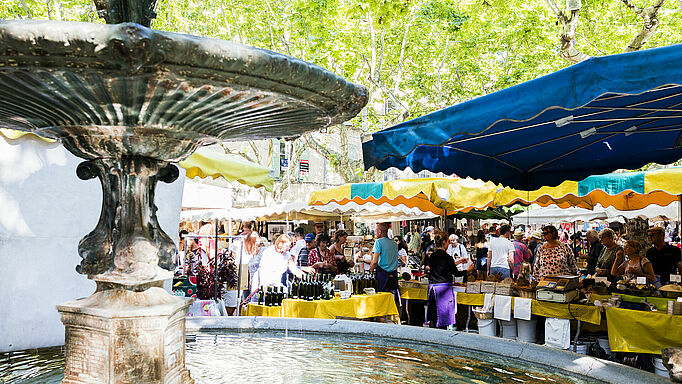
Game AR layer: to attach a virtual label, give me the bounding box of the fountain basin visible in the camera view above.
[186,317,669,384]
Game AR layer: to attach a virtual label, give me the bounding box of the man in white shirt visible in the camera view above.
[487,224,514,278]
[289,227,306,261]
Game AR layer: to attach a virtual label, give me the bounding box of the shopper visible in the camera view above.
[585,229,603,275]
[394,235,409,267]
[426,230,467,329]
[596,228,622,283]
[474,230,488,281]
[611,239,655,283]
[329,229,354,274]
[533,225,578,280]
[487,224,515,278]
[308,234,337,274]
[646,226,682,285]
[511,228,531,277]
[297,233,316,267]
[258,234,313,288]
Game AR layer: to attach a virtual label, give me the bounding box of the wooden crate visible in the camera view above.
[480,281,497,294]
[495,283,513,296]
[466,281,481,294]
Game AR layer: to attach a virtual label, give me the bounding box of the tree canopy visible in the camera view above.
[3,0,682,184]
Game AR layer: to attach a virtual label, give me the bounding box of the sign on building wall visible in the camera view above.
[298,148,309,182]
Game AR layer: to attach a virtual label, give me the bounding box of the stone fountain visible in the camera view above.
[0,1,367,383]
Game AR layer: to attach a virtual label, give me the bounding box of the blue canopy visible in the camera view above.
[362,44,682,189]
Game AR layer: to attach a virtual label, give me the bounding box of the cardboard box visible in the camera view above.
[668,301,682,316]
[495,283,513,296]
[480,281,497,294]
[466,281,481,294]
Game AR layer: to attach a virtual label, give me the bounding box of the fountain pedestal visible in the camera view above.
[58,284,193,384]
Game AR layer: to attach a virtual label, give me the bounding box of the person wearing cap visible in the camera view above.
[646,226,682,285]
[511,228,531,278]
[297,233,316,267]
[585,229,603,275]
[527,230,543,264]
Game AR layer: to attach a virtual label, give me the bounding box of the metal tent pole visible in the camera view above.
[214,218,219,301]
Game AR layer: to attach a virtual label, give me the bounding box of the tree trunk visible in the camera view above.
[544,0,591,63]
[625,217,650,249]
[621,0,667,52]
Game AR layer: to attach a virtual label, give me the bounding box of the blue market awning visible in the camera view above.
[363,44,682,189]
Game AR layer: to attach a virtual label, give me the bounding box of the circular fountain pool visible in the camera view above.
[1,331,594,384]
[2,317,667,384]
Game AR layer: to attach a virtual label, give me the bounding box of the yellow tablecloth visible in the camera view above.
[590,293,672,311]
[243,303,284,317]
[456,293,602,325]
[399,286,428,300]
[605,306,682,354]
[244,293,399,319]
[283,293,398,319]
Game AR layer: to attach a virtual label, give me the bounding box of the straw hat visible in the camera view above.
[513,228,524,238]
[531,230,542,240]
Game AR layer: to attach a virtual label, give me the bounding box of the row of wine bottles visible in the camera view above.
[257,274,337,306]
[350,272,378,295]
[258,286,286,306]
[291,274,335,301]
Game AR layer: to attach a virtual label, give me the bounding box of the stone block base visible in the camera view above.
[57,287,194,384]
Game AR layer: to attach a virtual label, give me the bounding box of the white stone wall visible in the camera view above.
[0,135,184,352]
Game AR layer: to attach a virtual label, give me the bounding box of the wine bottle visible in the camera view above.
[258,286,264,305]
[315,275,322,300]
[306,276,313,301]
[292,278,299,299]
[276,286,283,306]
[265,286,272,306]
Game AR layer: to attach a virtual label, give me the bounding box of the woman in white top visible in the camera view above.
[393,236,409,267]
[258,234,314,287]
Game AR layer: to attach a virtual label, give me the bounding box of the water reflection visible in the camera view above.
[1,331,598,384]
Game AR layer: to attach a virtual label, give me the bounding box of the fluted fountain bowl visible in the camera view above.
[0,20,367,161]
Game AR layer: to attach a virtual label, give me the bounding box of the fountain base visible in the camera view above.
[57,286,193,384]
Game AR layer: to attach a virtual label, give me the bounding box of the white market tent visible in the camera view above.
[512,203,680,226]
[180,200,440,223]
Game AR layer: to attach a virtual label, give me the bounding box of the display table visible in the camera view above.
[454,292,602,325]
[399,283,428,300]
[605,306,682,354]
[590,293,672,311]
[244,292,399,320]
[243,303,284,317]
[397,289,602,325]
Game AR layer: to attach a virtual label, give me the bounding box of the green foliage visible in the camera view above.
[2,0,682,181]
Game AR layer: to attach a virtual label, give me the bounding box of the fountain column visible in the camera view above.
[57,152,192,384]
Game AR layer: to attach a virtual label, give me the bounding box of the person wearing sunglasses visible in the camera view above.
[533,225,578,280]
[646,226,682,285]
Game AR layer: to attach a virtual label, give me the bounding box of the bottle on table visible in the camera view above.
[258,286,264,305]
[277,286,284,305]
[265,286,273,306]
[292,278,299,299]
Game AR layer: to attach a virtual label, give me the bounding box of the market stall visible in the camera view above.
[243,292,399,320]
